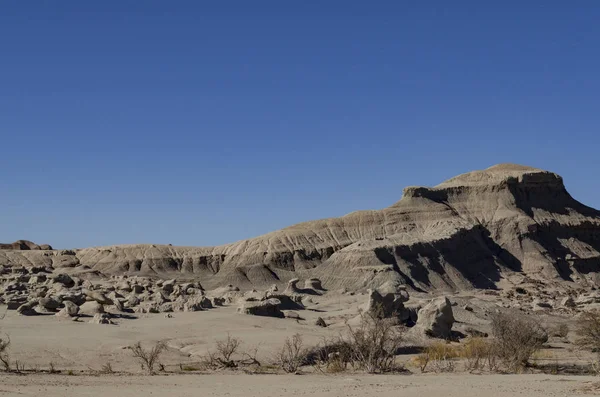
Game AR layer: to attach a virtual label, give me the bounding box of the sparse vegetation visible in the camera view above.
[0,332,10,372]
[203,335,261,370]
[461,337,499,372]
[276,333,306,373]
[130,341,167,375]
[307,337,353,373]
[344,309,404,373]
[416,342,460,373]
[100,362,114,374]
[575,310,600,374]
[490,312,548,372]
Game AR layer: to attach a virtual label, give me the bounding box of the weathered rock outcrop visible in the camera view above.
[414,297,455,339]
[2,164,600,292]
[237,298,284,318]
[0,240,52,251]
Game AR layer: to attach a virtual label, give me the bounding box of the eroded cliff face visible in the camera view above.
[2,164,600,291]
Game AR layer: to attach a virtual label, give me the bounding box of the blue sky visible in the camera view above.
[1,1,599,248]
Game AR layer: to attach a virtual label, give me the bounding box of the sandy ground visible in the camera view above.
[0,296,363,372]
[0,293,596,397]
[0,373,598,397]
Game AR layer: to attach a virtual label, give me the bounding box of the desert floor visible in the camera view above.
[0,291,596,397]
[0,373,599,397]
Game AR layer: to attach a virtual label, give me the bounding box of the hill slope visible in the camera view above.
[2,164,599,291]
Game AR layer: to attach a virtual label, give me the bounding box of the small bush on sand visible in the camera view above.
[214,334,241,368]
[100,362,114,374]
[306,337,353,373]
[490,312,547,372]
[345,309,404,373]
[276,333,307,373]
[461,337,499,372]
[130,341,166,375]
[203,335,261,370]
[416,342,460,373]
[575,310,600,373]
[0,333,10,372]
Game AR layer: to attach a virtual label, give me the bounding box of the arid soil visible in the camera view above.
[1,373,598,397]
[2,164,600,395]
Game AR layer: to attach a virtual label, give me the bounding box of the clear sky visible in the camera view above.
[1,1,599,249]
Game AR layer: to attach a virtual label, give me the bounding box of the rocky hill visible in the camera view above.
[2,164,599,292]
[0,240,53,251]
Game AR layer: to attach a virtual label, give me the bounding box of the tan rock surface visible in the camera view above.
[2,164,599,292]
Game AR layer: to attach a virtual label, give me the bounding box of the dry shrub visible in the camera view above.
[204,335,261,370]
[100,362,114,374]
[214,334,241,367]
[345,309,404,373]
[276,333,306,373]
[417,342,460,373]
[575,310,600,373]
[306,337,353,373]
[576,311,600,351]
[490,312,547,372]
[0,333,10,372]
[461,337,499,372]
[130,341,166,375]
[306,308,404,374]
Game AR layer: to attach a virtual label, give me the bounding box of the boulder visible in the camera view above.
[28,274,47,284]
[56,301,80,317]
[60,292,87,306]
[315,317,327,327]
[364,288,409,320]
[285,311,302,320]
[52,273,74,288]
[284,278,301,294]
[126,294,141,308]
[210,296,226,307]
[79,301,105,315]
[90,313,113,325]
[17,300,38,316]
[134,302,160,314]
[237,298,284,318]
[414,297,455,339]
[304,278,324,291]
[83,289,113,305]
[38,297,62,311]
[161,279,176,294]
[6,296,27,310]
[184,296,213,312]
[266,293,304,310]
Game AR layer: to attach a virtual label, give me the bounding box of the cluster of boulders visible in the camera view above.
[499,278,598,313]
[236,278,324,318]
[0,265,233,324]
[362,280,456,339]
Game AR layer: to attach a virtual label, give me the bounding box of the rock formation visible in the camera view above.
[413,297,455,339]
[0,240,52,250]
[2,164,600,293]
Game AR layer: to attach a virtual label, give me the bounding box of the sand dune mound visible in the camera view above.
[2,164,600,292]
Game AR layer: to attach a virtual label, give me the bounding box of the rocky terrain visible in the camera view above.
[2,163,600,323]
[2,164,600,397]
[2,163,600,293]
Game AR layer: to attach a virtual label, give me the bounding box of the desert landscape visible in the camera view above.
[2,164,600,396]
